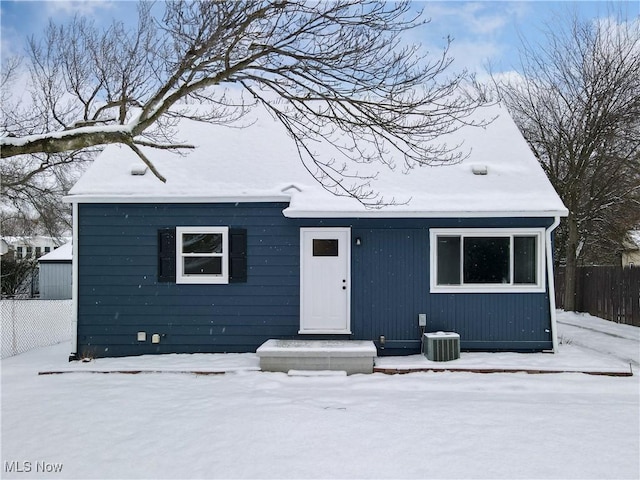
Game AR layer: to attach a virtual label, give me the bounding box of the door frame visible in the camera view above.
[299,227,351,334]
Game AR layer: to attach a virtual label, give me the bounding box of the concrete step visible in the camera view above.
[256,339,377,375]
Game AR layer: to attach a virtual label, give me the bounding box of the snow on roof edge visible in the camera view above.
[62,194,567,218]
[38,242,73,262]
[282,208,569,218]
[66,102,568,217]
[63,194,292,204]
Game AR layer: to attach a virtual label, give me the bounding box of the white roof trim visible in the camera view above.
[63,195,293,204]
[283,208,568,218]
[63,194,567,218]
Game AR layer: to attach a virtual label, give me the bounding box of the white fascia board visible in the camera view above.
[283,208,569,219]
[63,194,292,204]
[63,195,569,219]
[63,194,568,218]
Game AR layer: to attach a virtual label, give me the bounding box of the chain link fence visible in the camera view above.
[1,299,72,358]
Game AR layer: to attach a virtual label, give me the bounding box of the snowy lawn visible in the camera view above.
[1,312,639,479]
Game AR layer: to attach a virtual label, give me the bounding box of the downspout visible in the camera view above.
[69,201,79,361]
[546,216,562,353]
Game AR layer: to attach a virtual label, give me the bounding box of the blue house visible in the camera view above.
[65,103,567,359]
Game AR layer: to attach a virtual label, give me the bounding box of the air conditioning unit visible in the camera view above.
[424,332,460,362]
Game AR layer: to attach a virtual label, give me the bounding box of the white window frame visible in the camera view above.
[429,228,546,293]
[176,226,229,284]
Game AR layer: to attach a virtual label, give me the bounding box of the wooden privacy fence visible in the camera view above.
[555,266,640,326]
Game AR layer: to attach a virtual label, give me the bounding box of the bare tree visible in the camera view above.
[1,1,487,206]
[498,13,640,310]
[1,150,82,237]
[0,252,38,299]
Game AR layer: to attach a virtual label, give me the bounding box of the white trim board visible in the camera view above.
[64,194,567,218]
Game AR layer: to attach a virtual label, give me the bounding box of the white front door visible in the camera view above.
[300,228,351,334]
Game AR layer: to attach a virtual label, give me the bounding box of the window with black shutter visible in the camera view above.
[158,226,247,284]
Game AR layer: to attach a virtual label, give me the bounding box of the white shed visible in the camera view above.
[38,242,72,299]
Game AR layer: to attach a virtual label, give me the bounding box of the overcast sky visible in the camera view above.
[1,1,638,78]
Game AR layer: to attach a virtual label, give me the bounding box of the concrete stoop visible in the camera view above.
[256,339,377,375]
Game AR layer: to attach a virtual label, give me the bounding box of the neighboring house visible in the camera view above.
[0,238,9,256]
[38,242,73,300]
[1,236,70,298]
[65,103,567,359]
[622,231,640,267]
[0,236,66,259]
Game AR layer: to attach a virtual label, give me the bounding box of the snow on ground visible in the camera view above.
[1,311,639,479]
[556,310,639,367]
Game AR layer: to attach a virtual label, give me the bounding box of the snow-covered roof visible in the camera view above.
[38,242,73,262]
[625,231,640,250]
[0,236,67,248]
[67,103,567,218]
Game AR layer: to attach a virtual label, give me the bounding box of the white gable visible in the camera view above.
[67,103,567,218]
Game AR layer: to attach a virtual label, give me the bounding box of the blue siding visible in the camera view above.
[77,203,554,357]
[350,226,552,354]
[77,203,301,357]
[351,228,430,352]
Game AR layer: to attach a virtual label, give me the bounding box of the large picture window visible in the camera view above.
[430,228,545,293]
[176,227,229,284]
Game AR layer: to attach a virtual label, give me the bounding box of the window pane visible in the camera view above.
[464,237,510,284]
[437,236,461,285]
[184,257,222,275]
[313,239,338,256]
[182,233,223,254]
[514,236,537,284]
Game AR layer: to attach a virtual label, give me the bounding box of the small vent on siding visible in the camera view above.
[424,332,460,362]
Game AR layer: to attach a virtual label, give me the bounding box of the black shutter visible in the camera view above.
[158,228,176,282]
[229,228,247,283]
